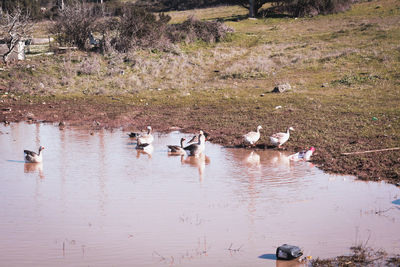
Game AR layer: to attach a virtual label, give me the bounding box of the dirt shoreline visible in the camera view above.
[1,95,399,187]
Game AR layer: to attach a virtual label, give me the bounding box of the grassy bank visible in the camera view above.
[0,0,399,184]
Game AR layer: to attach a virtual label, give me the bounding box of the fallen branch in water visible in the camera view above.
[375,207,394,215]
[227,243,243,252]
[341,147,400,155]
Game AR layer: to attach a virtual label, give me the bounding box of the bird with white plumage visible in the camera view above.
[270,127,294,148]
[243,125,262,147]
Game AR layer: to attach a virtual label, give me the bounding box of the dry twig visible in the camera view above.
[341,147,400,155]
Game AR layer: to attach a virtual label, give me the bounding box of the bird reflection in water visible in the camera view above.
[181,153,210,182]
[136,144,154,159]
[24,162,45,179]
[243,151,261,168]
[269,151,291,167]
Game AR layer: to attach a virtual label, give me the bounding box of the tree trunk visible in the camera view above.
[249,0,255,18]
[58,0,64,10]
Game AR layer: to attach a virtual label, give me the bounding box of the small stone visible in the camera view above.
[272,83,291,93]
[26,112,34,119]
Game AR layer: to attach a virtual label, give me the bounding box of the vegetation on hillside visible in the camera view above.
[49,2,233,52]
[0,1,399,186]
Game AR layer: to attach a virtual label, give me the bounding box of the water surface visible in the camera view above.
[0,123,399,266]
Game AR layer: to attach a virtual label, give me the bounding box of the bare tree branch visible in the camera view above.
[0,7,32,63]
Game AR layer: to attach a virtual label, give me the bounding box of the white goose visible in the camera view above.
[184,131,206,156]
[24,146,45,163]
[243,125,262,146]
[167,138,186,154]
[137,126,154,145]
[270,127,294,148]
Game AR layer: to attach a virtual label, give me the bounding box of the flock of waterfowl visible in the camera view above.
[241,125,315,161]
[131,126,207,157]
[242,125,295,148]
[23,125,314,163]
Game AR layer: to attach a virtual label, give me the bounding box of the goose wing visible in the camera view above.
[24,150,37,156]
[136,143,150,149]
[244,131,257,139]
[128,132,140,138]
[183,143,197,151]
[271,132,287,140]
[168,145,182,152]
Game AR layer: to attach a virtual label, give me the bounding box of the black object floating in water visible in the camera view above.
[276,244,303,260]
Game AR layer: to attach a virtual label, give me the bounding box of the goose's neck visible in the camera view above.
[180,139,184,148]
[147,128,151,134]
[198,134,204,145]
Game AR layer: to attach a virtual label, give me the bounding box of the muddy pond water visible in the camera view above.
[0,122,399,267]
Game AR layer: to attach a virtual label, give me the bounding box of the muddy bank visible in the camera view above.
[1,95,399,186]
[311,245,400,267]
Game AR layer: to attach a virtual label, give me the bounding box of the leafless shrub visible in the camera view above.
[50,2,96,50]
[277,0,354,17]
[77,56,101,76]
[93,16,120,54]
[167,16,234,44]
[8,78,26,93]
[105,54,125,76]
[112,5,171,52]
[0,7,32,63]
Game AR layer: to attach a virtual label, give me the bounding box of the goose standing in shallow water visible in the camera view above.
[24,146,45,163]
[184,131,206,156]
[167,138,186,154]
[270,127,294,148]
[137,126,154,145]
[243,125,262,146]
